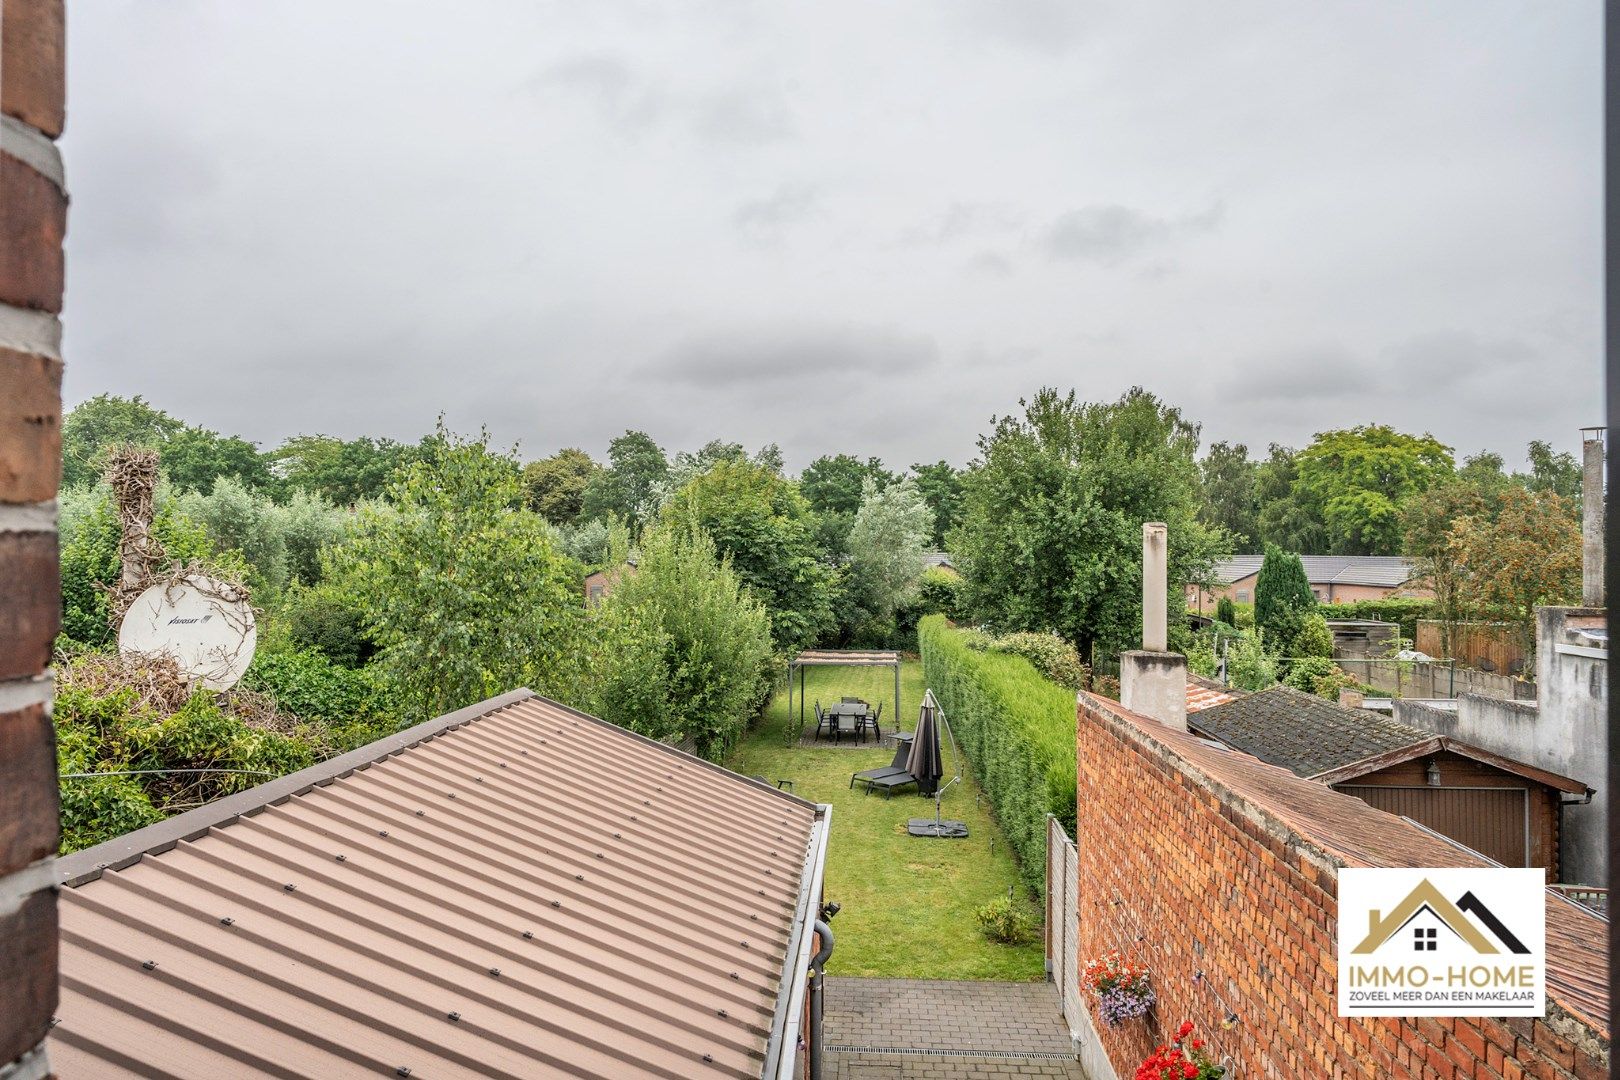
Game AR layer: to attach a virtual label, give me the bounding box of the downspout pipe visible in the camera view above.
[808,919,835,1080]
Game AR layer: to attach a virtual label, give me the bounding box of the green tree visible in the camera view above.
[521,448,600,524]
[580,430,670,530]
[661,459,835,651]
[272,434,422,505]
[160,426,272,493]
[580,526,773,759]
[1521,439,1582,501]
[1198,441,1260,549]
[1254,545,1315,653]
[1254,444,1325,553]
[1401,478,1492,657]
[846,477,932,628]
[669,440,784,490]
[909,460,964,549]
[61,394,184,489]
[800,454,895,552]
[950,387,1227,660]
[1294,425,1454,554]
[1449,486,1582,656]
[333,425,586,721]
[1215,596,1236,626]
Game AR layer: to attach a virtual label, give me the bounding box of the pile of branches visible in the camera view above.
[55,650,324,749]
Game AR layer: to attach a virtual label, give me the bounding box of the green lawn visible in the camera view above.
[726,661,1045,981]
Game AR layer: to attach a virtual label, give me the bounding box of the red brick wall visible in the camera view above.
[1075,697,1607,1080]
[0,0,65,1073]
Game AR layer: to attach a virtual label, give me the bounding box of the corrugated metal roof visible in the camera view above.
[1212,555,1417,588]
[50,691,828,1079]
[1087,694,1611,1036]
[1185,675,1239,713]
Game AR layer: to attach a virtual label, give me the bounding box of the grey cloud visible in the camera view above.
[734,184,820,242]
[965,250,1015,277]
[1044,202,1224,265]
[947,0,1089,54]
[899,202,1024,246]
[1222,345,1368,404]
[692,84,796,144]
[656,324,939,386]
[531,53,667,130]
[1385,330,1538,387]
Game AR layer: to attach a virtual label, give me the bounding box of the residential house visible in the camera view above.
[921,552,958,576]
[1188,685,1591,879]
[1187,554,1429,609]
[583,558,637,607]
[48,691,833,1079]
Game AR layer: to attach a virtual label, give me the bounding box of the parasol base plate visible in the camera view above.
[907,818,969,839]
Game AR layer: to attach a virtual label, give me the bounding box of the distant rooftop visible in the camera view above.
[1189,685,1428,777]
[922,552,956,570]
[1211,555,1417,588]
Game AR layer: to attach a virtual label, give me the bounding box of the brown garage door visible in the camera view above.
[1337,786,1527,867]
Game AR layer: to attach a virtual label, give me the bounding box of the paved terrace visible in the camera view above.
[824,978,1086,1079]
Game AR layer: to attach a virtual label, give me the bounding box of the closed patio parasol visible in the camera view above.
[907,689,968,838]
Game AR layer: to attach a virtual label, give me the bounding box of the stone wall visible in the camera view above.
[0,1,65,1075]
[1074,693,1608,1079]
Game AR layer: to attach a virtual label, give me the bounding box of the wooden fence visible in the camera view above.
[1414,620,1528,676]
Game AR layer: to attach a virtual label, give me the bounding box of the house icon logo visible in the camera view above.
[1337,868,1545,1018]
[1350,877,1530,957]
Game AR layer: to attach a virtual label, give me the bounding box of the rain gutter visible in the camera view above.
[763,802,833,1080]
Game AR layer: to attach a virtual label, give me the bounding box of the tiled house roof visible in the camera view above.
[1187,685,1428,777]
[1211,555,1417,588]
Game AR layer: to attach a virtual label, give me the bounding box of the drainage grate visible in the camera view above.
[824,1044,1076,1062]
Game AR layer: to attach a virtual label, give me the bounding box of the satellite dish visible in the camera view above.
[117,576,257,690]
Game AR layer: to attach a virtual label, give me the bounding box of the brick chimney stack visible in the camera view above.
[1119,523,1187,731]
[1581,427,1604,606]
[1,1,68,1076]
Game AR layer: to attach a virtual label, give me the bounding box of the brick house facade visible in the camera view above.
[0,1,67,1076]
[1074,693,1608,1080]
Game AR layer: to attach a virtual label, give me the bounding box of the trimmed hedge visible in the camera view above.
[919,615,1076,895]
[1317,597,1434,639]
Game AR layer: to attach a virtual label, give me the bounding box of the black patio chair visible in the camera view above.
[812,702,833,741]
[851,734,911,792]
[862,701,883,740]
[752,775,795,791]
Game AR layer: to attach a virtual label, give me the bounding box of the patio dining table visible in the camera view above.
[824,701,876,743]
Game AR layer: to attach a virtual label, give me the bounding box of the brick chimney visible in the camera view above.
[1119,523,1187,730]
[0,1,67,1076]
[1581,427,1604,606]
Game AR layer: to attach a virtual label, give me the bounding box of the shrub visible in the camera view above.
[1214,596,1236,625]
[1225,631,1278,691]
[1255,545,1315,647]
[1282,655,1339,695]
[579,526,774,760]
[915,567,963,619]
[54,652,326,852]
[990,632,1088,691]
[1185,634,1217,678]
[1317,597,1434,639]
[920,615,1077,894]
[279,582,376,667]
[240,643,393,750]
[1293,611,1335,658]
[975,896,1039,945]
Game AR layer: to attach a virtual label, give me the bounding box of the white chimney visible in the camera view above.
[1119,521,1187,730]
[1581,427,1604,607]
[1142,522,1168,652]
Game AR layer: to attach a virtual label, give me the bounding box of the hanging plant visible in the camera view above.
[1083,950,1155,1026]
[1135,1022,1225,1080]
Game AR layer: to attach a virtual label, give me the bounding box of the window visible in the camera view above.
[1236,590,1249,603]
[1413,927,1437,952]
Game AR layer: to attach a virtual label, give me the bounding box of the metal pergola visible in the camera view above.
[786,649,901,741]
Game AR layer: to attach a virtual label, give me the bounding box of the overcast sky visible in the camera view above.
[62,2,1601,472]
